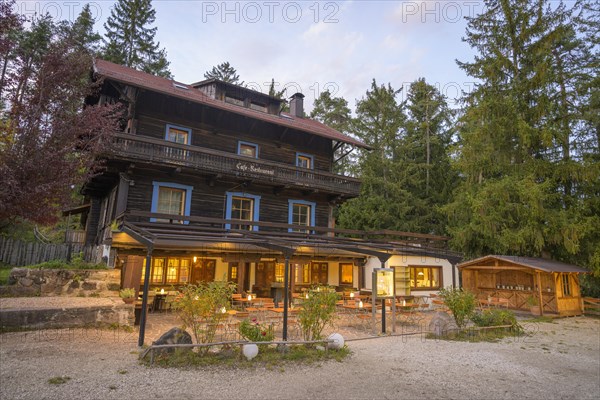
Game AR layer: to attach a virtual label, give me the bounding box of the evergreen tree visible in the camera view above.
[400,78,457,235]
[103,0,171,78]
[310,90,353,174]
[204,61,241,84]
[337,80,411,231]
[445,0,599,269]
[63,4,102,54]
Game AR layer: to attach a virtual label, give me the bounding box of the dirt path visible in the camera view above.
[0,316,598,399]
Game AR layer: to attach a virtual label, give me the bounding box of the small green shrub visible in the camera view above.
[298,285,339,341]
[239,319,274,342]
[173,281,236,347]
[526,296,539,307]
[472,309,521,328]
[48,376,71,385]
[438,287,476,329]
[119,288,136,299]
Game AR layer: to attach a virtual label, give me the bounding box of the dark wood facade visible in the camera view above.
[81,59,371,293]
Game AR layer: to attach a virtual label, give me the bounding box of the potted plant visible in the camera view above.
[527,296,540,315]
[119,288,137,304]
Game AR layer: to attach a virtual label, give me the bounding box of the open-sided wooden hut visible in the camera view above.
[458,255,589,316]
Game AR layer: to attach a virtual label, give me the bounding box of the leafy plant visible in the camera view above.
[173,281,236,348]
[298,285,339,341]
[526,296,539,307]
[471,309,522,333]
[239,319,274,343]
[438,287,476,329]
[119,288,136,299]
[48,376,71,385]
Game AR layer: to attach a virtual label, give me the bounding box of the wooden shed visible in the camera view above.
[458,255,589,316]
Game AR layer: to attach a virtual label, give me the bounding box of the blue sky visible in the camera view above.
[19,1,485,112]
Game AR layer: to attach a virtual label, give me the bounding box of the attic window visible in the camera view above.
[173,83,189,90]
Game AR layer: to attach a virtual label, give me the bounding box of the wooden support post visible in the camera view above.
[536,271,544,317]
[138,246,154,347]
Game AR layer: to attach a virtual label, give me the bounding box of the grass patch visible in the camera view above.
[522,316,557,324]
[0,266,11,285]
[48,376,71,385]
[143,344,351,369]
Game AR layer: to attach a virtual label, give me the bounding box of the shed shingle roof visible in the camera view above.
[93,59,369,149]
[457,255,589,273]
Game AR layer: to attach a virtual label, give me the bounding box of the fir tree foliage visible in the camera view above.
[310,90,353,174]
[446,0,599,273]
[103,0,171,78]
[204,61,242,84]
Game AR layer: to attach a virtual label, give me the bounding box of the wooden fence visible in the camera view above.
[0,237,100,266]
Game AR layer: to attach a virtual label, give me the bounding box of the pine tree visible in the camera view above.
[64,4,102,54]
[446,0,598,265]
[103,0,171,78]
[310,90,353,174]
[204,61,242,84]
[337,80,411,231]
[400,78,457,235]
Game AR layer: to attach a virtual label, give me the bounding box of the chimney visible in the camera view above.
[289,92,305,118]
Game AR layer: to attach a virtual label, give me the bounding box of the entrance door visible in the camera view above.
[311,262,328,285]
[191,259,216,284]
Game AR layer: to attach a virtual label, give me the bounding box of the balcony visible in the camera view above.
[108,133,361,196]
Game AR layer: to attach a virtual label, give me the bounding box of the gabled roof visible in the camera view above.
[93,59,369,149]
[457,255,589,273]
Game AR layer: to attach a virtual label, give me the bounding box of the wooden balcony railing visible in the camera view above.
[108,133,361,196]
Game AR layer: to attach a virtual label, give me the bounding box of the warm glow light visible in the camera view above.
[305,293,309,299]
[417,272,424,276]
[247,295,252,301]
[358,300,363,308]
[160,288,165,294]
[220,307,227,314]
[193,256,197,263]
[350,292,355,298]
[402,299,406,307]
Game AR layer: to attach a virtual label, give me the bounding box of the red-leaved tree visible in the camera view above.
[0,3,122,225]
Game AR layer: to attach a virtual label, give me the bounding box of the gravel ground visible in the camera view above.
[0,316,598,400]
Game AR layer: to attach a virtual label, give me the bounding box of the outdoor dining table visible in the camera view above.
[341,303,374,310]
[269,307,300,314]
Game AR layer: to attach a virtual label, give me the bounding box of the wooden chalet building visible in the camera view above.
[80,59,460,302]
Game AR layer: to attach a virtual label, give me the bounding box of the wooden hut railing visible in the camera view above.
[108,133,361,196]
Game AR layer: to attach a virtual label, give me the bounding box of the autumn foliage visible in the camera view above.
[0,2,122,225]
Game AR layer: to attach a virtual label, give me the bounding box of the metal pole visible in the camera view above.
[381,298,386,334]
[138,246,153,347]
[282,255,290,341]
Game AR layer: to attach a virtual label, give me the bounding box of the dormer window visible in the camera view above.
[238,141,258,158]
[225,95,244,106]
[250,102,267,112]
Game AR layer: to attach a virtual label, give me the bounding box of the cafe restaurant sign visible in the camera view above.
[236,162,275,176]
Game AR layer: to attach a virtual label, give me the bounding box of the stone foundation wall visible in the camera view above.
[0,304,134,329]
[1,269,121,298]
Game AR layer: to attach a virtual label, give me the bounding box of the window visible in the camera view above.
[250,102,267,112]
[142,257,191,285]
[238,141,258,158]
[225,192,261,231]
[165,124,191,144]
[275,263,285,283]
[228,263,238,282]
[288,200,316,233]
[151,258,166,284]
[225,96,244,106]
[296,153,314,169]
[409,266,442,290]
[294,263,310,284]
[562,274,571,297]
[151,182,193,224]
[340,263,353,285]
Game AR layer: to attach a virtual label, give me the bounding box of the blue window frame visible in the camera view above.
[295,152,314,169]
[225,192,261,231]
[165,124,192,145]
[150,182,193,224]
[237,141,259,158]
[288,200,316,232]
